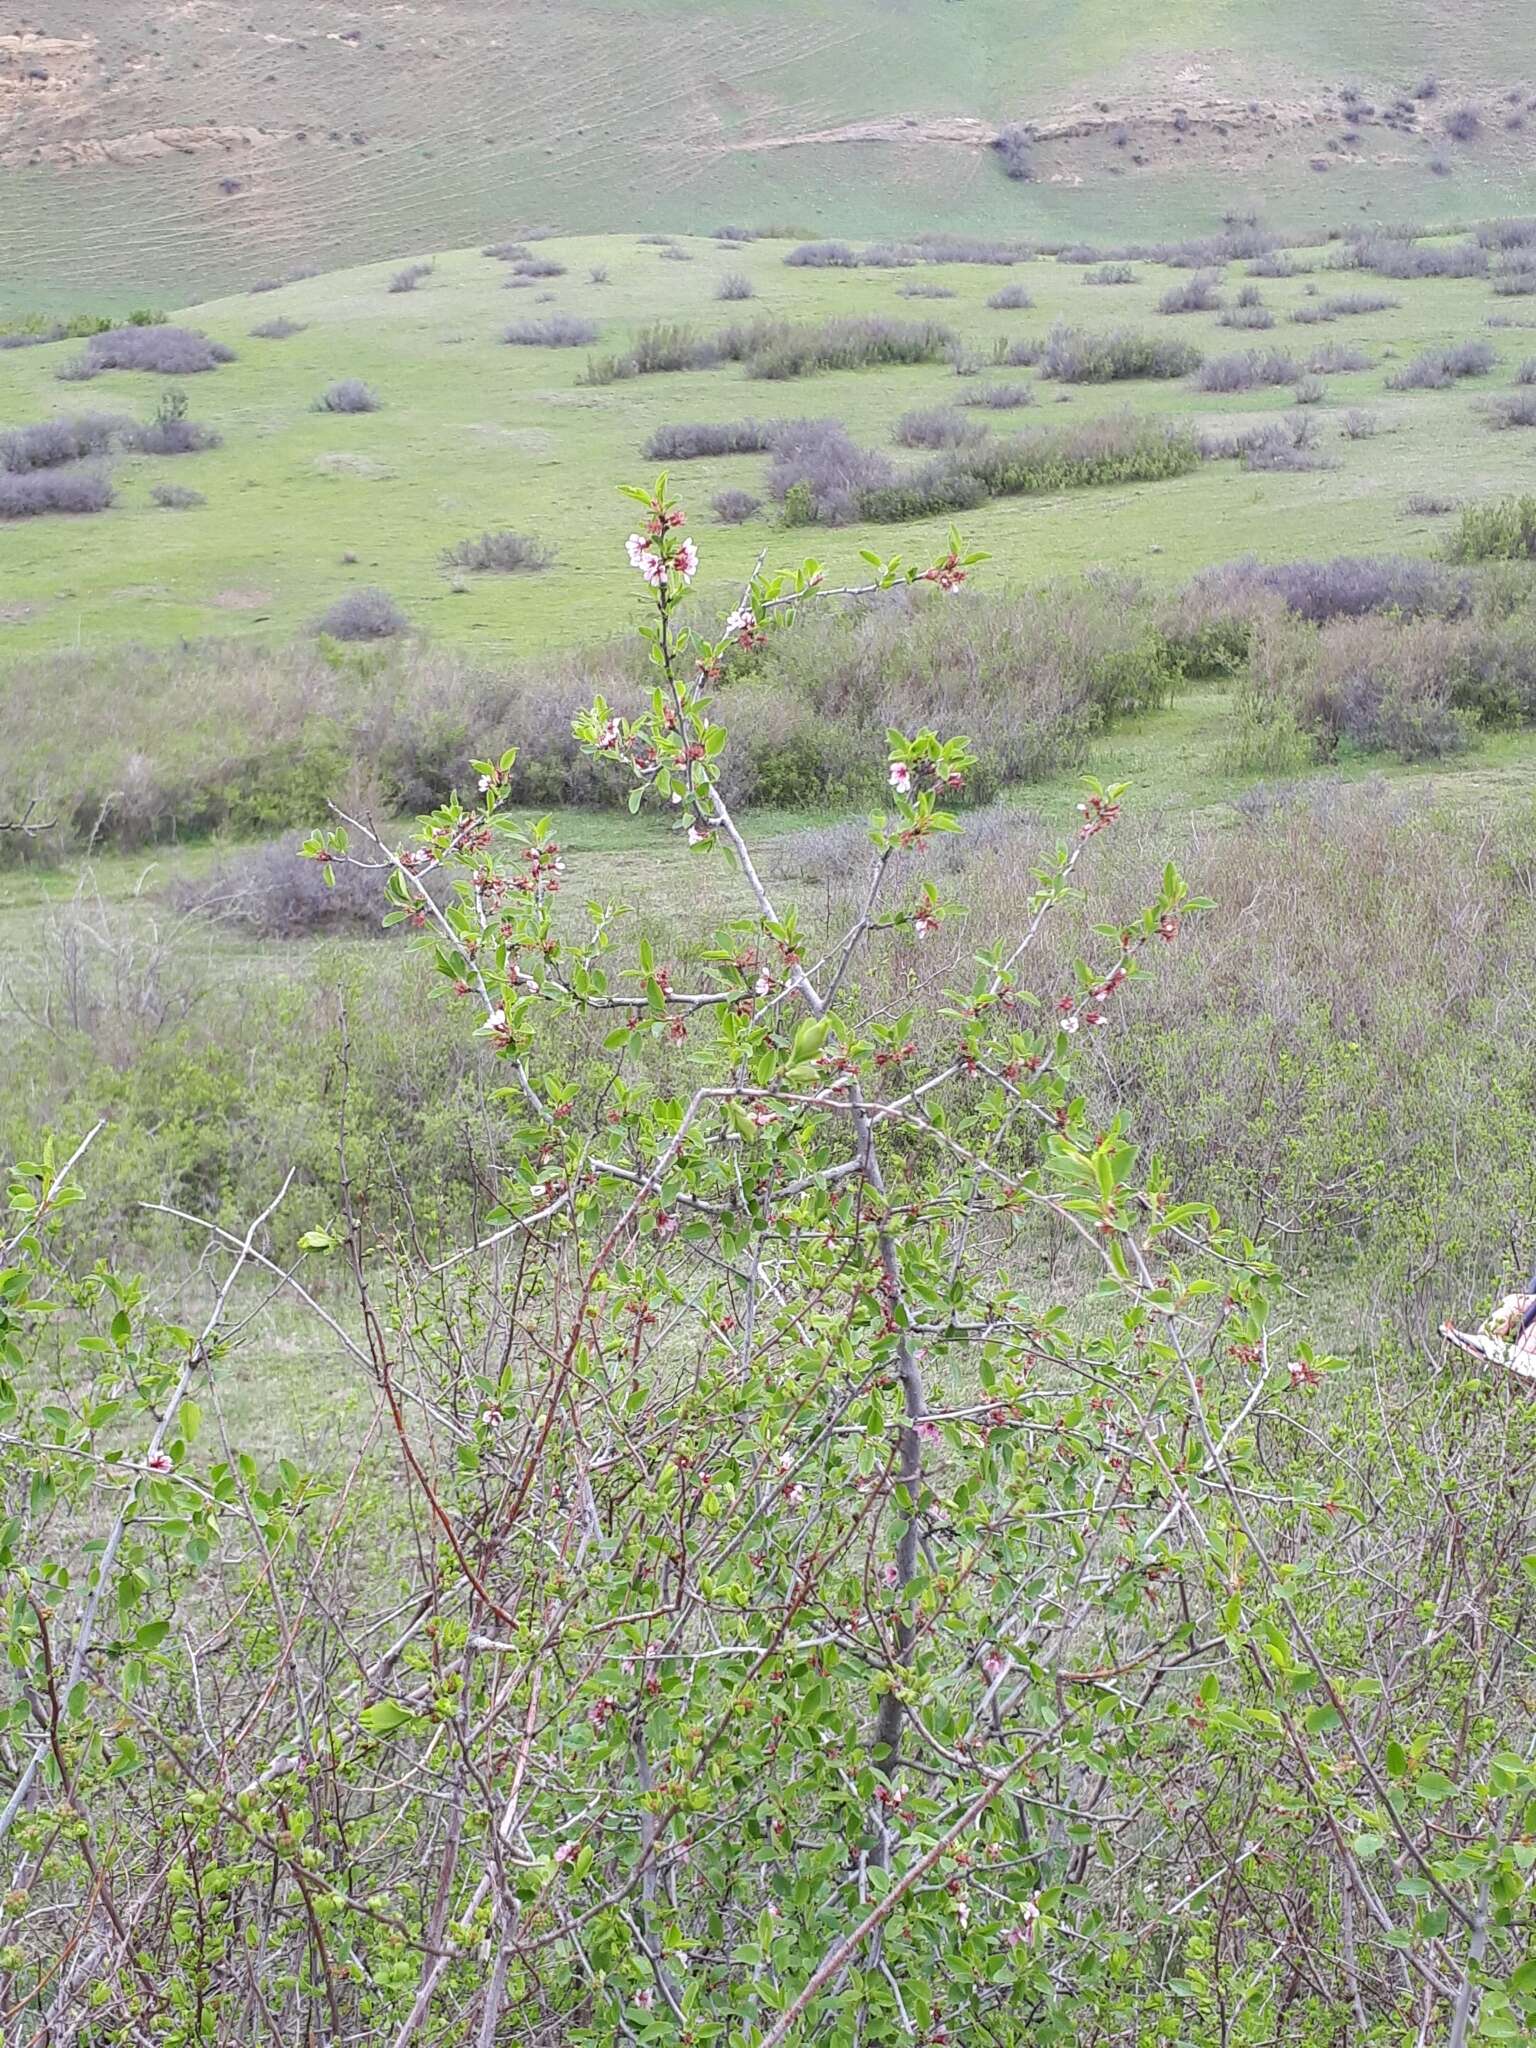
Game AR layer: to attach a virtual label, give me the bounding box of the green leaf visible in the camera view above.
[360,1700,415,1737]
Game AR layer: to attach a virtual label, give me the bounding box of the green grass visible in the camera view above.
[3,226,1536,660]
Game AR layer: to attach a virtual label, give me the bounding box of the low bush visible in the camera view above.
[313,377,381,414]
[503,314,599,347]
[710,486,761,523]
[63,326,235,379]
[1306,341,1371,373]
[713,224,758,242]
[1000,337,1043,368]
[1487,388,1536,428]
[715,272,754,300]
[1189,552,1470,622]
[124,388,220,456]
[899,231,1035,265]
[1219,303,1275,330]
[0,463,114,518]
[892,406,984,449]
[1405,491,1455,514]
[1041,324,1202,381]
[1158,271,1223,314]
[1341,407,1380,437]
[1492,260,1536,295]
[958,382,1036,409]
[1478,217,1536,249]
[439,530,554,573]
[1386,339,1497,388]
[1291,373,1327,404]
[1447,494,1536,559]
[249,317,305,339]
[851,416,1202,525]
[0,413,124,471]
[315,588,408,640]
[1520,357,1536,384]
[510,256,565,278]
[985,282,1034,310]
[484,241,531,262]
[1239,419,1335,470]
[1444,104,1482,141]
[896,280,955,299]
[783,241,858,267]
[992,122,1034,179]
[721,315,955,381]
[170,831,389,938]
[388,259,433,293]
[1346,232,1486,278]
[641,418,778,460]
[1083,263,1137,285]
[1195,347,1302,391]
[767,419,893,524]
[150,482,205,509]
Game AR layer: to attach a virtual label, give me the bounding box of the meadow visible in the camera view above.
[11,222,1536,657]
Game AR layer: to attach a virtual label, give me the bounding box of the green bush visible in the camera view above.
[1448,493,1536,560]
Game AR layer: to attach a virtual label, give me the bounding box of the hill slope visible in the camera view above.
[1,226,1534,658]
[10,3,1536,309]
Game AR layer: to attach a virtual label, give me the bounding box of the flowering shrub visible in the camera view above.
[5,478,1536,2043]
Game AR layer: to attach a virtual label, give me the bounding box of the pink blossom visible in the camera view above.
[880,1561,900,1589]
[981,1649,1007,1684]
[673,537,699,584]
[626,534,668,588]
[888,760,912,795]
[597,717,623,752]
[145,1450,173,1475]
[726,603,756,639]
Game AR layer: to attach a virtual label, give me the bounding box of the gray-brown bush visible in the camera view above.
[0,463,114,518]
[1386,338,1497,388]
[315,587,408,640]
[313,378,380,413]
[439,530,554,573]
[1041,324,1202,381]
[0,413,124,471]
[64,325,235,376]
[503,313,599,347]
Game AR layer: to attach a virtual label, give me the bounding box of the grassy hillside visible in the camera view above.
[3,225,1536,658]
[10,3,1536,307]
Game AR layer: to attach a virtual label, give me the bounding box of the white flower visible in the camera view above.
[725,603,755,638]
[481,1007,506,1034]
[687,822,710,846]
[597,717,623,751]
[754,973,772,997]
[627,533,668,587]
[1061,1014,1080,1035]
[477,773,492,792]
[888,761,911,795]
[673,537,699,583]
